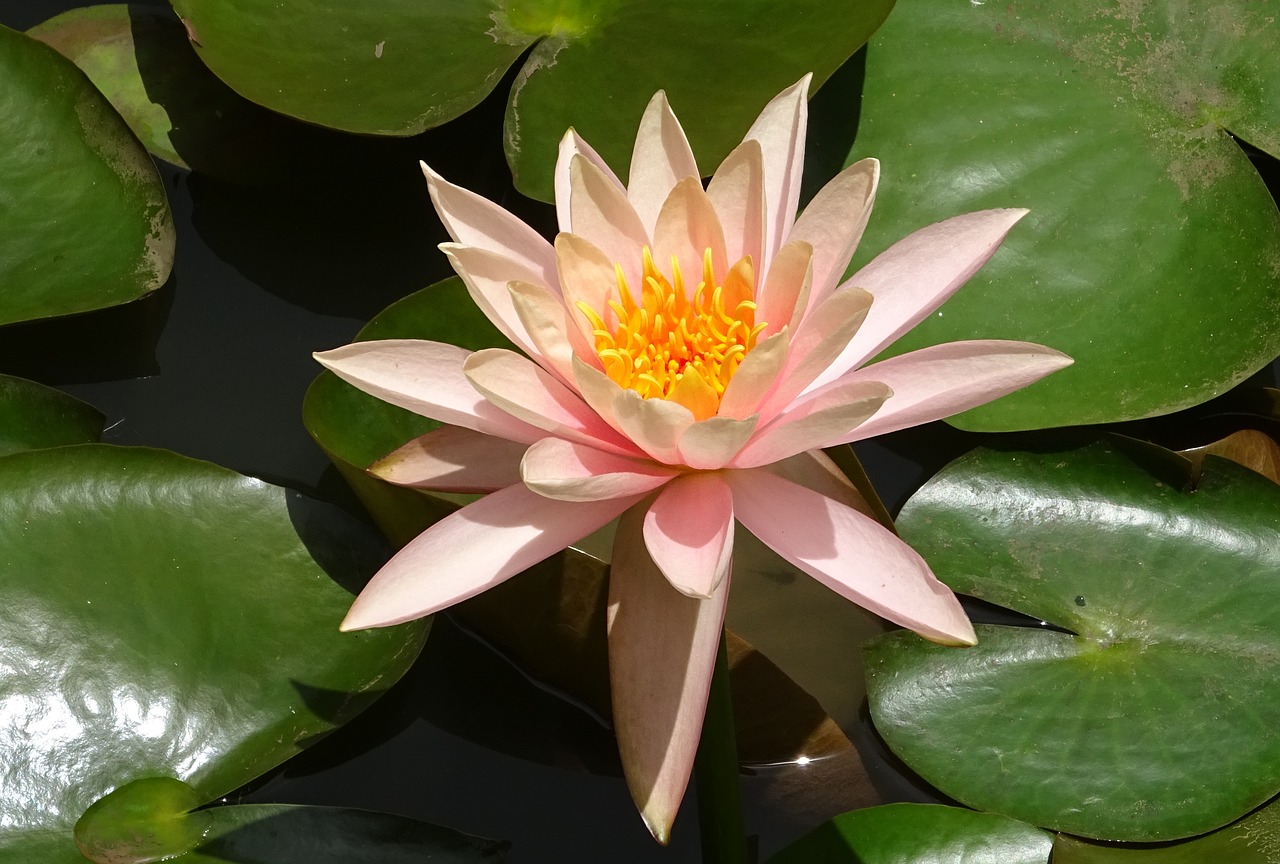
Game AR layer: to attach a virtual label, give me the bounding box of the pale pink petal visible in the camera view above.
[463,348,637,455]
[766,449,871,515]
[744,74,811,267]
[556,232,624,349]
[816,208,1029,386]
[676,415,758,470]
[520,437,679,502]
[370,426,528,492]
[507,280,597,384]
[342,483,640,629]
[652,178,727,290]
[440,244,542,358]
[556,129,624,233]
[727,468,976,645]
[628,91,700,237]
[755,240,813,338]
[717,330,789,420]
[570,154,650,290]
[314,340,543,444]
[422,162,556,285]
[757,285,873,422]
[643,473,734,599]
[608,505,730,843]
[572,358,695,465]
[834,340,1074,441]
[706,139,765,277]
[733,379,890,468]
[789,158,879,306]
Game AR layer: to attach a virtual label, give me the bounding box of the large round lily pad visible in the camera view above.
[867,438,1280,840]
[0,23,173,326]
[0,374,104,456]
[166,0,893,199]
[845,0,1280,431]
[0,445,427,861]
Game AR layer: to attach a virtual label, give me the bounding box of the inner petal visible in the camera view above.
[575,247,767,421]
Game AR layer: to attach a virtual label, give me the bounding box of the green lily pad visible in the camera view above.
[72,778,507,864]
[0,445,427,862]
[28,4,292,182]
[0,24,173,326]
[167,0,894,199]
[767,803,1052,864]
[1054,796,1280,864]
[0,374,104,456]
[845,0,1280,431]
[867,438,1280,841]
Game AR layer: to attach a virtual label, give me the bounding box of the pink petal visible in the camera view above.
[520,437,679,502]
[463,348,637,455]
[652,178,727,291]
[628,91,700,237]
[706,139,765,278]
[744,75,812,267]
[608,505,730,843]
[835,340,1075,441]
[733,378,890,468]
[818,208,1029,385]
[755,240,813,338]
[555,129,624,233]
[788,157,879,306]
[717,330,789,420]
[727,468,976,645]
[370,426,528,492]
[766,449,871,515]
[676,415,758,470]
[556,232,624,350]
[422,162,556,285]
[440,243,542,358]
[507,280,593,384]
[572,358,695,465]
[314,340,543,444]
[570,154,650,290]
[643,473,734,598]
[342,483,640,629]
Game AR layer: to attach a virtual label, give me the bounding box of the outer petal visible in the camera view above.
[733,379,890,468]
[556,129,624,233]
[726,468,976,646]
[441,243,542,359]
[628,91,700,237]
[744,74,811,268]
[815,208,1029,386]
[788,157,879,307]
[835,340,1075,442]
[520,437,680,502]
[652,177,727,290]
[342,483,641,629]
[767,449,877,518]
[370,426,528,492]
[463,348,636,455]
[608,505,730,844]
[706,139,765,279]
[314,340,543,444]
[422,162,556,285]
[570,154,650,289]
[643,473,733,599]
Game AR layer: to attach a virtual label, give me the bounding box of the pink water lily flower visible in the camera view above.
[316,76,1071,842]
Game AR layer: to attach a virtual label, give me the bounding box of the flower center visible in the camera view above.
[576,247,764,420]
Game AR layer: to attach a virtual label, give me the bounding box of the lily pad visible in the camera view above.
[28,4,292,182]
[166,0,894,199]
[0,23,173,325]
[0,373,104,456]
[72,778,507,864]
[766,803,1052,864]
[0,445,427,862]
[845,0,1280,430]
[867,438,1280,840]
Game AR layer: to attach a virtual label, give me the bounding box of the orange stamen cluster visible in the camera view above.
[576,247,764,420]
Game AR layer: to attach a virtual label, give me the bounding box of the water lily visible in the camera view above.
[315,76,1071,842]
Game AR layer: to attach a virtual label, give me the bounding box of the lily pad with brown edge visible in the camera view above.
[867,437,1280,841]
[0,373,104,456]
[765,803,1052,864]
[28,4,293,183]
[72,777,507,864]
[1054,795,1280,864]
[0,445,427,863]
[166,0,894,200]
[843,0,1280,431]
[0,23,173,326]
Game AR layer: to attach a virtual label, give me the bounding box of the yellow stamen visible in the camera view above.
[575,247,763,420]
